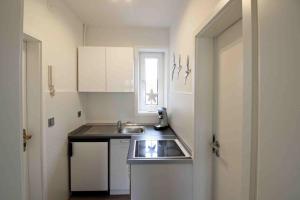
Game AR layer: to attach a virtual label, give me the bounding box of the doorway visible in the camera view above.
[193,0,257,200]
[22,34,44,200]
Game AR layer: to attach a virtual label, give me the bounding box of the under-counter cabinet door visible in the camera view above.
[78,47,106,92]
[106,47,134,92]
[110,139,130,195]
[71,142,108,192]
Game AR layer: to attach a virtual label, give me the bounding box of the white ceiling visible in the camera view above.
[64,0,187,28]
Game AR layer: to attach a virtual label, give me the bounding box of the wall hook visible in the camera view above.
[184,56,192,84]
[171,53,177,81]
[177,55,182,79]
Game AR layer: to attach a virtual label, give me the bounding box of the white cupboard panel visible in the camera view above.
[71,142,108,191]
[78,47,106,92]
[106,47,134,92]
[110,139,130,194]
[131,163,193,200]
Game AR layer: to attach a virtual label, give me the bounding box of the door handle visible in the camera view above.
[23,129,32,151]
[211,134,220,157]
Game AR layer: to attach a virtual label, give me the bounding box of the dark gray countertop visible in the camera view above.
[68,124,193,163]
[68,124,176,141]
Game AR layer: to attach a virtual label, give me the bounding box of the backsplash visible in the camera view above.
[85,93,157,124]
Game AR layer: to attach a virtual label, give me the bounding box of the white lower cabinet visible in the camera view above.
[131,163,193,200]
[110,139,130,195]
[70,142,108,192]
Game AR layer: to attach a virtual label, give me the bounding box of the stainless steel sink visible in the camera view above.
[119,125,145,135]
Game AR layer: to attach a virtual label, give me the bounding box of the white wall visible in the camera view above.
[169,1,223,200]
[85,26,169,124]
[257,0,300,200]
[23,0,86,199]
[169,0,221,152]
[0,0,24,199]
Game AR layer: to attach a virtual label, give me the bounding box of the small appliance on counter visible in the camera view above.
[154,107,169,130]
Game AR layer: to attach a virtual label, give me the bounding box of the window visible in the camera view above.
[138,52,165,113]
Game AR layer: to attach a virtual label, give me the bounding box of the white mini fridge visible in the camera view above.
[70,142,108,192]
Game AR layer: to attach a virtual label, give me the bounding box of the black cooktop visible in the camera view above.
[134,139,185,158]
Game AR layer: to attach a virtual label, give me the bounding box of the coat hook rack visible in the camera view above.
[48,65,55,97]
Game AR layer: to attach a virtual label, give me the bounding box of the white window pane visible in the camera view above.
[145,58,158,105]
[138,51,164,113]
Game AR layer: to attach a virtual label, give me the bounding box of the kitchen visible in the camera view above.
[1,0,300,200]
[68,30,193,199]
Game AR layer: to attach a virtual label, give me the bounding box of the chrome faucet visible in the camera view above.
[117,120,122,132]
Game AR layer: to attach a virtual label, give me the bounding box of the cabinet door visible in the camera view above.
[106,47,134,92]
[71,142,108,191]
[78,47,106,92]
[110,139,130,194]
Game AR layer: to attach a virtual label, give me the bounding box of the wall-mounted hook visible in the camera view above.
[184,56,192,84]
[171,53,177,81]
[177,55,182,79]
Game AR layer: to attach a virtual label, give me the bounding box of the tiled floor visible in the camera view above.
[70,195,130,200]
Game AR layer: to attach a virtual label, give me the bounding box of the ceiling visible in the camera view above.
[64,0,187,28]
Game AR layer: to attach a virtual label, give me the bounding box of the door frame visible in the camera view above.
[23,33,45,200]
[193,0,258,200]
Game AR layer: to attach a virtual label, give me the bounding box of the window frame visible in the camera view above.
[135,48,168,116]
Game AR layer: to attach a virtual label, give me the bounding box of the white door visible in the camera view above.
[22,41,30,200]
[22,40,43,200]
[213,20,243,200]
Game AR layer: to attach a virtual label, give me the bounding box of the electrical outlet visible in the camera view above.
[77,111,82,118]
[48,117,55,127]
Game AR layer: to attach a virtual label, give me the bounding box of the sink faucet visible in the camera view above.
[117,120,122,132]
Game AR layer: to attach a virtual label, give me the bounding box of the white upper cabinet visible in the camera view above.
[106,47,134,92]
[78,47,106,92]
[78,46,134,92]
